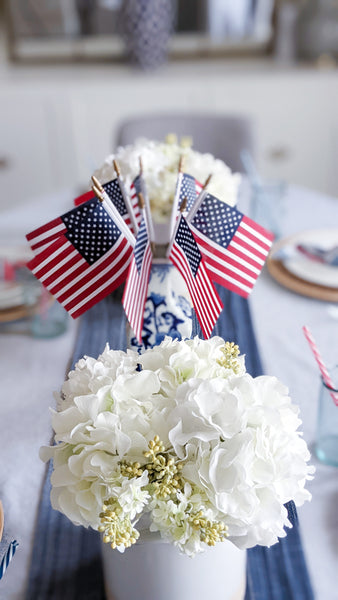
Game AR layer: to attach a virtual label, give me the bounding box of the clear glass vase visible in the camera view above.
[315,366,338,466]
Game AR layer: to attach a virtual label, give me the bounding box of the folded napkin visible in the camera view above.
[273,243,338,267]
[297,243,338,266]
[0,501,18,580]
[0,533,18,581]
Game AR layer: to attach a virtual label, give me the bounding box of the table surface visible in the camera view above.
[0,183,338,600]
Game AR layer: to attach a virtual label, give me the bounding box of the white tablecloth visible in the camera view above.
[0,184,338,599]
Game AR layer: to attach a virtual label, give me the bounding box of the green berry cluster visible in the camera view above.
[188,510,228,546]
[99,500,139,550]
[144,435,184,499]
[218,341,241,374]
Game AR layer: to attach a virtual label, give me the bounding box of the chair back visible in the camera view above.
[115,113,254,172]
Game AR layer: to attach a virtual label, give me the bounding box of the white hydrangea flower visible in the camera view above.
[140,336,245,398]
[168,377,246,459]
[93,138,241,222]
[41,337,314,555]
[114,472,150,520]
[150,482,222,556]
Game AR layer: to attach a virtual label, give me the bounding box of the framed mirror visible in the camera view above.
[4,0,275,63]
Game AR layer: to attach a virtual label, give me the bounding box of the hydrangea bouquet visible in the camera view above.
[40,336,314,557]
[94,136,241,222]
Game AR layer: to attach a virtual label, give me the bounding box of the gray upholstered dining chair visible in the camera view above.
[115,113,254,173]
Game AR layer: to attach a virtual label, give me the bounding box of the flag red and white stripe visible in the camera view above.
[74,182,140,230]
[27,234,132,318]
[190,195,274,298]
[27,199,134,318]
[26,196,98,256]
[130,177,145,230]
[169,172,202,237]
[169,215,223,339]
[26,216,67,255]
[123,219,152,343]
[74,190,94,206]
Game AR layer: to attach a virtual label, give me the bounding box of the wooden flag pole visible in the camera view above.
[92,174,136,245]
[169,156,184,239]
[113,160,139,235]
[139,157,155,242]
[166,196,187,258]
[91,174,104,192]
[91,184,135,248]
[186,173,212,223]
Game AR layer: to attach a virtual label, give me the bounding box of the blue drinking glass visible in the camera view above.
[315,365,338,467]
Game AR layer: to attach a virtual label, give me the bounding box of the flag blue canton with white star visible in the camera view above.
[192,193,243,247]
[103,179,128,218]
[64,198,123,265]
[134,219,148,274]
[175,215,202,277]
[179,173,202,212]
[190,192,274,298]
[169,215,223,339]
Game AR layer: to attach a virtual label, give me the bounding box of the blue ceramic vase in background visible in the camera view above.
[120,0,175,69]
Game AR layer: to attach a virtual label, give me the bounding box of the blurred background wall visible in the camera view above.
[1,0,338,211]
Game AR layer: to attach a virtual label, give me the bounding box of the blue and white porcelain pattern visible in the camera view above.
[128,260,192,352]
[120,0,174,70]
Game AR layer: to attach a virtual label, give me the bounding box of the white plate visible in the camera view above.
[0,282,25,309]
[283,229,338,288]
[0,245,33,261]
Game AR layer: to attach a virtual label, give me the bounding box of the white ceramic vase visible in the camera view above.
[101,532,246,600]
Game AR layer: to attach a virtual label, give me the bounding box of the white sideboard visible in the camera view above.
[1,58,338,211]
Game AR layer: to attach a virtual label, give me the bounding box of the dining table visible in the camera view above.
[0,181,337,600]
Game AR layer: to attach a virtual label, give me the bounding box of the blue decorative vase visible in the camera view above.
[127,259,193,352]
[120,0,175,70]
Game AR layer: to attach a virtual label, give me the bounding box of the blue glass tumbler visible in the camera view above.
[315,366,338,467]
[250,180,287,239]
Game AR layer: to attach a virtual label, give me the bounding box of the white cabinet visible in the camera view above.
[68,63,338,198]
[1,60,338,211]
[0,88,78,212]
[0,93,55,210]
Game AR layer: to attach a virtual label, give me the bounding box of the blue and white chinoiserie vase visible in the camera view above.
[127,259,193,352]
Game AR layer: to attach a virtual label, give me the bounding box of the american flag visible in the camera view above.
[74,189,94,207]
[131,174,154,241]
[26,201,95,256]
[130,175,146,228]
[102,178,140,234]
[169,215,223,339]
[190,193,274,298]
[176,172,202,213]
[123,218,152,343]
[27,198,133,318]
[27,179,140,256]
